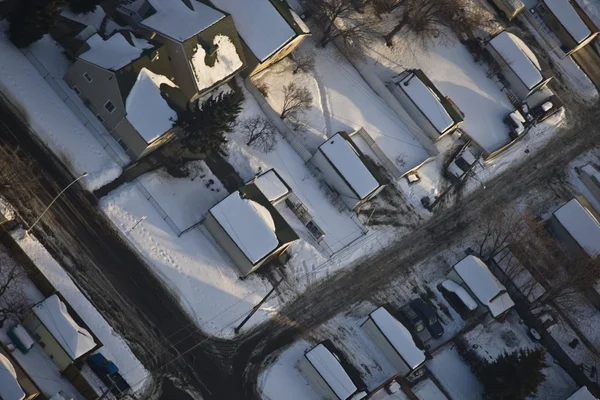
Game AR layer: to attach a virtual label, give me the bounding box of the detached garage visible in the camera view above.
[361,306,426,378]
[299,343,366,400]
[550,197,600,258]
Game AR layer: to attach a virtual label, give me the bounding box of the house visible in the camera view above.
[549,197,600,258]
[447,255,515,319]
[566,386,596,400]
[64,31,186,160]
[486,31,553,101]
[208,0,310,76]
[388,70,464,141]
[203,183,299,275]
[24,294,100,372]
[361,307,426,378]
[0,346,40,400]
[299,342,365,400]
[138,0,247,100]
[537,0,599,56]
[250,169,292,205]
[491,0,525,21]
[310,132,386,210]
[576,164,600,210]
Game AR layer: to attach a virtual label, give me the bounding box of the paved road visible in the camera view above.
[0,82,598,400]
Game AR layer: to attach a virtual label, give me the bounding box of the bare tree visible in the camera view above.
[0,253,28,327]
[241,116,278,153]
[280,83,313,120]
[292,50,316,74]
[306,0,378,53]
[384,0,492,48]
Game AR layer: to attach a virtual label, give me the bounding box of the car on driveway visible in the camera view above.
[410,298,444,338]
[398,304,426,335]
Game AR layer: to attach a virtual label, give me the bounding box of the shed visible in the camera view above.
[448,256,514,318]
[299,343,359,400]
[388,70,463,140]
[0,354,25,400]
[209,0,310,75]
[249,169,291,205]
[204,183,298,275]
[25,294,100,371]
[538,0,599,55]
[550,197,600,258]
[566,386,597,400]
[361,307,426,377]
[310,132,385,210]
[486,31,552,100]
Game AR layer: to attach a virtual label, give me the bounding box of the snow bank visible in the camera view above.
[13,233,149,392]
[190,35,244,91]
[0,32,121,191]
[210,0,296,61]
[125,68,177,143]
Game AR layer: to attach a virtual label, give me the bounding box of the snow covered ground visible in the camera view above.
[428,345,484,400]
[413,378,448,400]
[0,30,121,191]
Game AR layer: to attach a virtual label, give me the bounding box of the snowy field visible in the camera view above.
[0,30,121,191]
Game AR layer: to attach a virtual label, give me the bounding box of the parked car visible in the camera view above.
[398,304,426,335]
[410,298,444,338]
[446,149,477,181]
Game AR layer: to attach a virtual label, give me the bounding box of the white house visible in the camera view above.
[299,343,365,400]
[486,31,552,100]
[0,354,25,400]
[203,183,298,276]
[566,386,597,400]
[550,197,600,258]
[310,132,385,210]
[361,307,426,378]
[388,70,463,141]
[447,256,515,318]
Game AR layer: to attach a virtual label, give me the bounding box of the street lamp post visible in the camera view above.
[26,172,88,235]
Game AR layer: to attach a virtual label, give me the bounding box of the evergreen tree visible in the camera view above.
[177,91,243,156]
[8,0,61,48]
[480,348,546,400]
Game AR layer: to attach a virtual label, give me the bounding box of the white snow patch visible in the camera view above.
[553,198,600,257]
[209,191,279,264]
[125,68,177,143]
[210,0,296,61]
[0,32,121,191]
[413,379,447,400]
[543,0,592,43]
[27,35,71,78]
[319,133,380,199]
[567,386,597,400]
[441,279,478,311]
[190,35,243,91]
[488,31,543,89]
[142,0,224,42]
[428,346,483,400]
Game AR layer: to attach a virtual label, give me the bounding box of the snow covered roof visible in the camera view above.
[32,294,97,360]
[543,0,592,43]
[453,256,515,317]
[126,68,178,144]
[489,32,543,90]
[395,73,455,133]
[554,198,600,257]
[369,307,426,369]
[0,354,25,400]
[210,0,297,61]
[305,343,357,400]
[253,170,290,203]
[142,0,225,42]
[441,280,478,311]
[209,191,279,264]
[319,133,381,199]
[79,33,153,71]
[190,35,244,91]
[567,386,596,400]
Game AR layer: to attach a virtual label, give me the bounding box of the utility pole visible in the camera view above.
[234,277,284,334]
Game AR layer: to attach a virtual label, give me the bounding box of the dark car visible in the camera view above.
[398,304,426,335]
[410,298,444,338]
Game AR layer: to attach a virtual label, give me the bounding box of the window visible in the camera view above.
[96,114,104,123]
[33,333,41,341]
[83,72,93,82]
[104,100,116,113]
[72,86,81,95]
[40,341,46,349]
[116,138,129,152]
